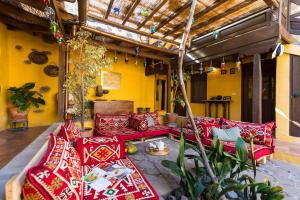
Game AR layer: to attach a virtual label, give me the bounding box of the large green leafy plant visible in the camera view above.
[162,133,284,200]
[8,82,45,112]
[65,30,111,130]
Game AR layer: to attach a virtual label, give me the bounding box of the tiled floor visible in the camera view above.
[0,126,48,169]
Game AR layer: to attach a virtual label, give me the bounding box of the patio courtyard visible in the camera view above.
[1,0,300,199]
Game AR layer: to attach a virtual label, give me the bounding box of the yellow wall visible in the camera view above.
[0,22,59,130]
[187,62,242,121]
[0,23,9,131]
[87,52,155,112]
[276,44,300,142]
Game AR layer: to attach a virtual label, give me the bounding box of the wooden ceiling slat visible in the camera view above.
[137,0,168,29]
[88,14,180,45]
[105,0,115,19]
[81,25,178,55]
[263,0,279,8]
[14,0,46,11]
[122,0,141,25]
[155,1,192,33]
[0,1,48,27]
[53,0,64,33]
[174,0,256,38]
[164,0,227,37]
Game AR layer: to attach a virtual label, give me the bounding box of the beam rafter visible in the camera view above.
[164,0,227,37]
[155,1,192,33]
[14,0,46,11]
[122,0,141,25]
[0,1,49,27]
[174,0,256,38]
[88,14,180,45]
[137,0,168,30]
[263,0,279,8]
[105,0,115,19]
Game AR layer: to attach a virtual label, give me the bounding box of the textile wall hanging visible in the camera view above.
[100,71,121,90]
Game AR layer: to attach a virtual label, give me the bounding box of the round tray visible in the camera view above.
[145,147,170,156]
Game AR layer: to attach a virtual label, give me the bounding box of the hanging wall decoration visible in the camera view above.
[230,68,236,74]
[28,49,50,65]
[125,53,129,64]
[221,70,227,75]
[199,62,204,74]
[113,51,119,63]
[39,86,51,93]
[236,57,241,72]
[15,45,22,51]
[221,57,226,69]
[40,0,64,44]
[209,60,214,72]
[135,46,140,65]
[141,8,150,17]
[44,65,59,77]
[150,25,156,34]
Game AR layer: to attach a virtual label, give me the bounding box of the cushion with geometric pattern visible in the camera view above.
[23,135,82,200]
[131,111,160,125]
[76,136,126,166]
[57,119,81,143]
[129,116,148,131]
[95,114,130,132]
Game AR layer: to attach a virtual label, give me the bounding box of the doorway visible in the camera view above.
[290,55,300,137]
[242,59,276,123]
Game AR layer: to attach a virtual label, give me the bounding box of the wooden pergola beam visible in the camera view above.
[103,42,171,62]
[14,0,46,11]
[155,1,192,32]
[263,0,279,8]
[105,0,115,19]
[122,0,141,25]
[137,0,168,30]
[81,25,178,55]
[0,13,48,33]
[88,14,180,45]
[174,0,255,38]
[0,1,49,27]
[252,53,262,123]
[78,0,87,25]
[164,0,227,37]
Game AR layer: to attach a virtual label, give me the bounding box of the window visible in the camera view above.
[191,73,207,103]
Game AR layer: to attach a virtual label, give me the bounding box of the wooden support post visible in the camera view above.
[167,63,171,113]
[57,45,66,121]
[252,53,262,123]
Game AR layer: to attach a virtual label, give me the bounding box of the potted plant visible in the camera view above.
[8,82,45,120]
[65,30,111,137]
[167,72,190,124]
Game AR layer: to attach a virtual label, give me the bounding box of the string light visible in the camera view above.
[199,62,204,74]
[236,57,241,72]
[221,57,226,69]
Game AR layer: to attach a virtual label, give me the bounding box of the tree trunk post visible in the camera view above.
[177,0,218,184]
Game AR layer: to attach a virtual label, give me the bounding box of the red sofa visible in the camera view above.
[171,117,276,161]
[94,112,170,141]
[22,121,159,200]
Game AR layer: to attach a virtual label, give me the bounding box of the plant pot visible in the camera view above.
[137,107,144,114]
[10,107,28,120]
[80,128,93,138]
[166,113,178,124]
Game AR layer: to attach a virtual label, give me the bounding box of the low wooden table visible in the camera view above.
[145,147,170,156]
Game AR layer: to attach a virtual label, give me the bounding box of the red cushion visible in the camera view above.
[171,128,196,142]
[23,135,82,200]
[57,120,81,143]
[221,119,275,147]
[95,127,144,141]
[95,113,130,131]
[143,125,170,137]
[82,157,159,200]
[132,111,160,125]
[129,116,148,131]
[199,123,220,138]
[201,137,273,160]
[185,117,222,129]
[76,136,126,165]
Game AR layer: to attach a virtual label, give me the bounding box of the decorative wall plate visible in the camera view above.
[39,86,51,93]
[44,65,59,77]
[28,49,51,65]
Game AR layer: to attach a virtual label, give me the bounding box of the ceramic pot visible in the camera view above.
[10,107,28,120]
[80,128,93,138]
[166,113,178,124]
